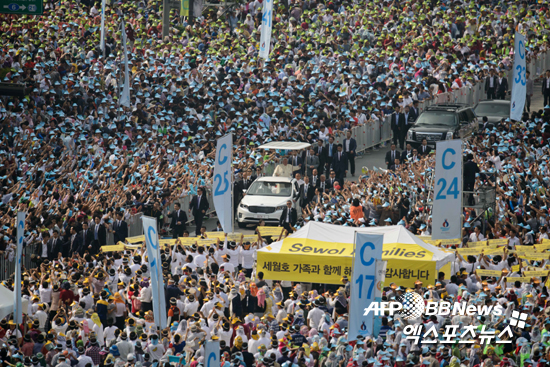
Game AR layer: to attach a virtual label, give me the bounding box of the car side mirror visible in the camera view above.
[242,189,247,194]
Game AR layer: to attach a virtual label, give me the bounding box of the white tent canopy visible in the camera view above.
[258,142,312,150]
[0,284,29,321]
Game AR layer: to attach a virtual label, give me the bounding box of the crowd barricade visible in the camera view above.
[128,212,144,237]
[0,243,42,281]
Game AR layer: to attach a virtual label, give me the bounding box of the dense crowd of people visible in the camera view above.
[2,0,550,366]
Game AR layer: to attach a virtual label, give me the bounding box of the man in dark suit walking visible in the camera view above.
[91,216,107,254]
[314,140,325,176]
[112,211,128,243]
[168,202,187,238]
[300,176,314,208]
[78,221,94,255]
[332,144,348,186]
[496,70,508,100]
[391,107,407,149]
[47,229,61,260]
[409,100,420,122]
[324,136,336,174]
[542,70,550,106]
[189,187,210,236]
[385,144,401,169]
[343,131,357,177]
[279,200,297,234]
[485,69,498,100]
[463,153,480,206]
[67,226,80,256]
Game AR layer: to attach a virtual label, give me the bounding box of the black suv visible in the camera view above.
[406,104,478,148]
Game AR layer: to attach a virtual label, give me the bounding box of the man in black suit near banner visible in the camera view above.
[391,107,407,149]
[279,200,297,234]
[77,221,94,255]
[332,144,348,186]
[168,202,187,238]
[189,187,210,236]
[496,70,508,100]
[418,139,432,156]
[91,216,107,254]
[112,211,128,243]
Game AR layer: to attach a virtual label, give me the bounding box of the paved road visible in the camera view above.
[187,90,544,235]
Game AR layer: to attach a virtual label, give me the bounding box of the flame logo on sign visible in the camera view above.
[360,321,367,330]
[442,219,449,228]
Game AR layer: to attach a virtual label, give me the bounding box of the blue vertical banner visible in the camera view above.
[14,211,25,324]
[432,140,462,240]
[120,18,131,108]
[100,0,106,56]
[205,341,220,367]
[213,133,233,233]
[259,0,273,60]
[142,216,167,329]
[349,233,384,341]
[511,32,526,121]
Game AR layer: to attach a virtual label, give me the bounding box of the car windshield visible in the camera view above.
[415,111,457,127]
[246,181,293,196]
[475,103,510,117]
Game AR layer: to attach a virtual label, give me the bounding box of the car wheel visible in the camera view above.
[238,222,247,229]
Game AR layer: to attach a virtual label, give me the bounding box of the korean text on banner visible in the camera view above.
[510,32,526,121]
[205,341,220,367]
[349,233,384,341]
[213,133,233,233]
[432,140,462,240]
[142,216,167,329]
[259,0,273,60]
[14,211,25,324]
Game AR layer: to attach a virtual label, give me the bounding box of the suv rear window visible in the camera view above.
[415,111,457,127]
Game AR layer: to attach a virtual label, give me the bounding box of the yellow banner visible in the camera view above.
[457,248,482,256]
[439,239,461,246]
[516,245,538,253]
[523,270,549,278]
[488,239,509,246]
[512,265,521,273]
[519,254,549,261]
[159,239,177,246]
[257,250,435,287]
[204,232,225,239]
[467,241,488,248]
[508,276,534,283]
[126,235,145,243]
[281,238,434,261]
[101,244,126,252]
[484,247,505,255]
[258,226,285,237]
[476,269,503,277]
[535,243,550,251]
[101,242,142,252]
